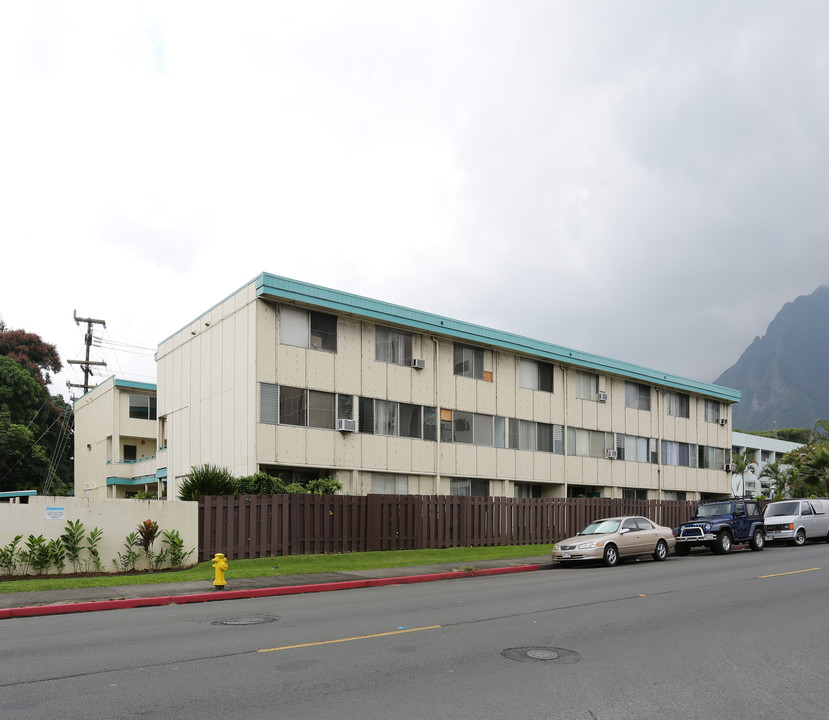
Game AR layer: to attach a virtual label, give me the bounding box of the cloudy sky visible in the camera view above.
[2,1,828,401]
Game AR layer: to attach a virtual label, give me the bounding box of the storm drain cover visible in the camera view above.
[502,647,581,664]
[213,616,279,626]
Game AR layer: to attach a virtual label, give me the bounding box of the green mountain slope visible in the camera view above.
[715,285,829,431]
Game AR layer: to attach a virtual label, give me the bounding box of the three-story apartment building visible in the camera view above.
[151,273,739,501]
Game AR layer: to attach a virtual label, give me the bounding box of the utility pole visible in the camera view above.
[67,310,107,396]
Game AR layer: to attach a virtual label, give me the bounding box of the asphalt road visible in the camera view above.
[2,542,828,720]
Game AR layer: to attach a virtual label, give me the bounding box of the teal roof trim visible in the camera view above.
[255,272,741,403]
[0,490,37,497]
[114,379,157,392]
[107,476,158,486]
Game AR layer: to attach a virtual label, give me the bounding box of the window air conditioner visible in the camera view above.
[604,448,618,460]
[724,463,735,472]
[337,419,357,433]
[411,358,426,370]
[719,418,727,426]
[598,391,608,403]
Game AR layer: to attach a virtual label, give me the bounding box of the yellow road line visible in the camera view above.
[759,568,821,579]
[258,625,442,653]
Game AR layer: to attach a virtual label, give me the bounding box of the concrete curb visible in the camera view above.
[0,563,545,619]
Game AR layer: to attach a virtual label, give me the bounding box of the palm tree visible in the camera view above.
[730,450,757,496]
[802,444,829,497]
[758,461,790,500]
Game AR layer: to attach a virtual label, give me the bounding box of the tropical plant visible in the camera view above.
[48,538,66,574]
[112,531,142,572]
[178,464,236,501]
[730,451,756,496]
[0,534,23,576]
[61,518,86,572]
[20,534,52,575]
[136,519,161,568]
[87,527,104,572]
[758,461,791,500]
[160,529,195,569]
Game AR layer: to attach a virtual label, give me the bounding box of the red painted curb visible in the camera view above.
[0,563,544,619]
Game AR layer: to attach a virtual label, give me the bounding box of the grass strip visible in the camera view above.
[0,544,553,594]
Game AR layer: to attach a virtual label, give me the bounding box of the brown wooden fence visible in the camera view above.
[198,494,698,561]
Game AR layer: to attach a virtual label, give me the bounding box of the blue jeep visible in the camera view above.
[675,498,765,555]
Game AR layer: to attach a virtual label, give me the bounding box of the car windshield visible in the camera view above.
[695,502,731,518]
[765,501,800,517]
[578,519,621,535]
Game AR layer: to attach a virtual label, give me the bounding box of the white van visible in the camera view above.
[764,498,829,546]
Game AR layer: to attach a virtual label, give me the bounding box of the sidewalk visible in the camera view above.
[0,554,555,619]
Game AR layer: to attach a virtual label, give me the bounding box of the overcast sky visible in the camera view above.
[2,1,828,401]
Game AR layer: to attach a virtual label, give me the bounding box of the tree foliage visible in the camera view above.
[0,323,73,494]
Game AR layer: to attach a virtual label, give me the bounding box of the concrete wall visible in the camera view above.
[0,497,198,575]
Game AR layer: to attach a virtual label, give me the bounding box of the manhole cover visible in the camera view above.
[213,616,279,626]
[502,647,581,664]
[527,649,559,660]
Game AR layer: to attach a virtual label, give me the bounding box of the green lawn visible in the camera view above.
[0,544,554,594]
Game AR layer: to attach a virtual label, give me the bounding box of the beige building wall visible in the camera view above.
[73,377,159,499]
[151,276,736,502]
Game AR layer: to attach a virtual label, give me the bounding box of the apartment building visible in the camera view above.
[150,273,740,501]
[731,431,801,496]
[73,377,165,498]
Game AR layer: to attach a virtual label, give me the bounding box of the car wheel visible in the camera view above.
[749,527,765,551]
[652,539,668,561]
[602,544,619,567]
[791,529,807,547]
[675,544,691,556]
[713,531,732,555]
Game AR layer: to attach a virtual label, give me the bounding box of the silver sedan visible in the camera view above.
[552,516,677,567]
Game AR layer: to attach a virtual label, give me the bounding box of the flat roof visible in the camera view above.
[254,272,741,403]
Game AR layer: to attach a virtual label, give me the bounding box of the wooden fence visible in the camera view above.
[198,494,698,561]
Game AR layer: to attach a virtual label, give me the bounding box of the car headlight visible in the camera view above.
[704,523,711,531]
[576,541,602,550]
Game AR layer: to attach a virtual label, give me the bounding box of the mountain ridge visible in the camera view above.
[715,285,829,431]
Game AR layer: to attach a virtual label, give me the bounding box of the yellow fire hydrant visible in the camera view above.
[212,553,228,591]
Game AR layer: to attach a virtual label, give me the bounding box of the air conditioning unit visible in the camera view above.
[337,419,357,433]
[411,358,426,370]
[724,463,735,472]
[604,448,618,460]
[719,418,727,426]
[598,391,608,403]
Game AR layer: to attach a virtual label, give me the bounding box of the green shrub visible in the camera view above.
[234,472,288,495]
[306,477,343,495]
[161,529,195,569]
[0,535,23,576]
[178,464,236,501]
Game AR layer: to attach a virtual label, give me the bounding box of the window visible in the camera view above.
[616,435,656,463]
[376,326,413,366]
[123,444,137,461]
[698,445,729,470]
[661,440,697,467]
[704,400,721,424]
[450,478,489,496]
[453,411,494,446]
[129,394,157,420]
[663,490,687,501]
[281,305,337,352]
[371,474,409,494]
[622,489,648,500]
[575,371,599,400]
[454,344,484,379]
[625,383,651,411]
[667,392,690,418]
[515,483,542,498]
[358,397,432,440]
[375,400,398,436]
[259,384,338,429]
[519,359,554,392]
[567,427,614,458]
[279,386,306,426]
